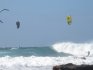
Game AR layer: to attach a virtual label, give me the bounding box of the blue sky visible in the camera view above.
[0,0,93,47]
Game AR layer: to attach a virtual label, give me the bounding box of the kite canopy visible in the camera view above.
[0,20,3,23]
[66,16,72,25]
[0,9,9,23]
[0,9,9,13]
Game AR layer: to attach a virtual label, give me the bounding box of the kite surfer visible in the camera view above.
[16,21,20,29]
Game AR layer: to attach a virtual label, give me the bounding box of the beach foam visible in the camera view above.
[0,55,93,70]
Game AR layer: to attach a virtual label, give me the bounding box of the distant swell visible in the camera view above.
[52,42,93,57]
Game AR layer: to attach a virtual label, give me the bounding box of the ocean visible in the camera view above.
[0,42,93,70]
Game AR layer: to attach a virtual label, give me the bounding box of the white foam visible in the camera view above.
[0,55,93,70]
[10,47,18,50]
[52,42,93,57]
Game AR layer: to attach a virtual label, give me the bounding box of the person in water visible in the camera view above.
[74,51,90,60]
[81,51,90,60]
[86,51,90,57]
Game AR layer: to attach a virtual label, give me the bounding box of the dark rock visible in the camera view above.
[53,63,93,70]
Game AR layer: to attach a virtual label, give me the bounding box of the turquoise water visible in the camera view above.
[0,47,70,57]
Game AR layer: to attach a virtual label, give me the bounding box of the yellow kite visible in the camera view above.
[66,16,72,25]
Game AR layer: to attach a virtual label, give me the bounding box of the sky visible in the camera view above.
[0,0,93,47]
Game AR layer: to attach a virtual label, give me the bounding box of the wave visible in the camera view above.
[0,55,93,70]
[10,47,19,50]
[0,56,93,67]
[52,42,93,57]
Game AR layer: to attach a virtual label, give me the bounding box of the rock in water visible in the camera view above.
[53,63,93,70]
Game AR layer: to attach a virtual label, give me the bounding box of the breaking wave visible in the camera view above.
[52,42,93,57]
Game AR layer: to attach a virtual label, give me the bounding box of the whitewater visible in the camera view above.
[0,42,93,70]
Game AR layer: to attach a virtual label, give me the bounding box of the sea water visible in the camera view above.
[0,42,93,70]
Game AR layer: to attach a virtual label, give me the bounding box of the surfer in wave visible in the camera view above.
[86,51,90,57]
[80,51,90,60]
[74,51,90,60]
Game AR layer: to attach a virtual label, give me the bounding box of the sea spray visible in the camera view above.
[52,42,93,57]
